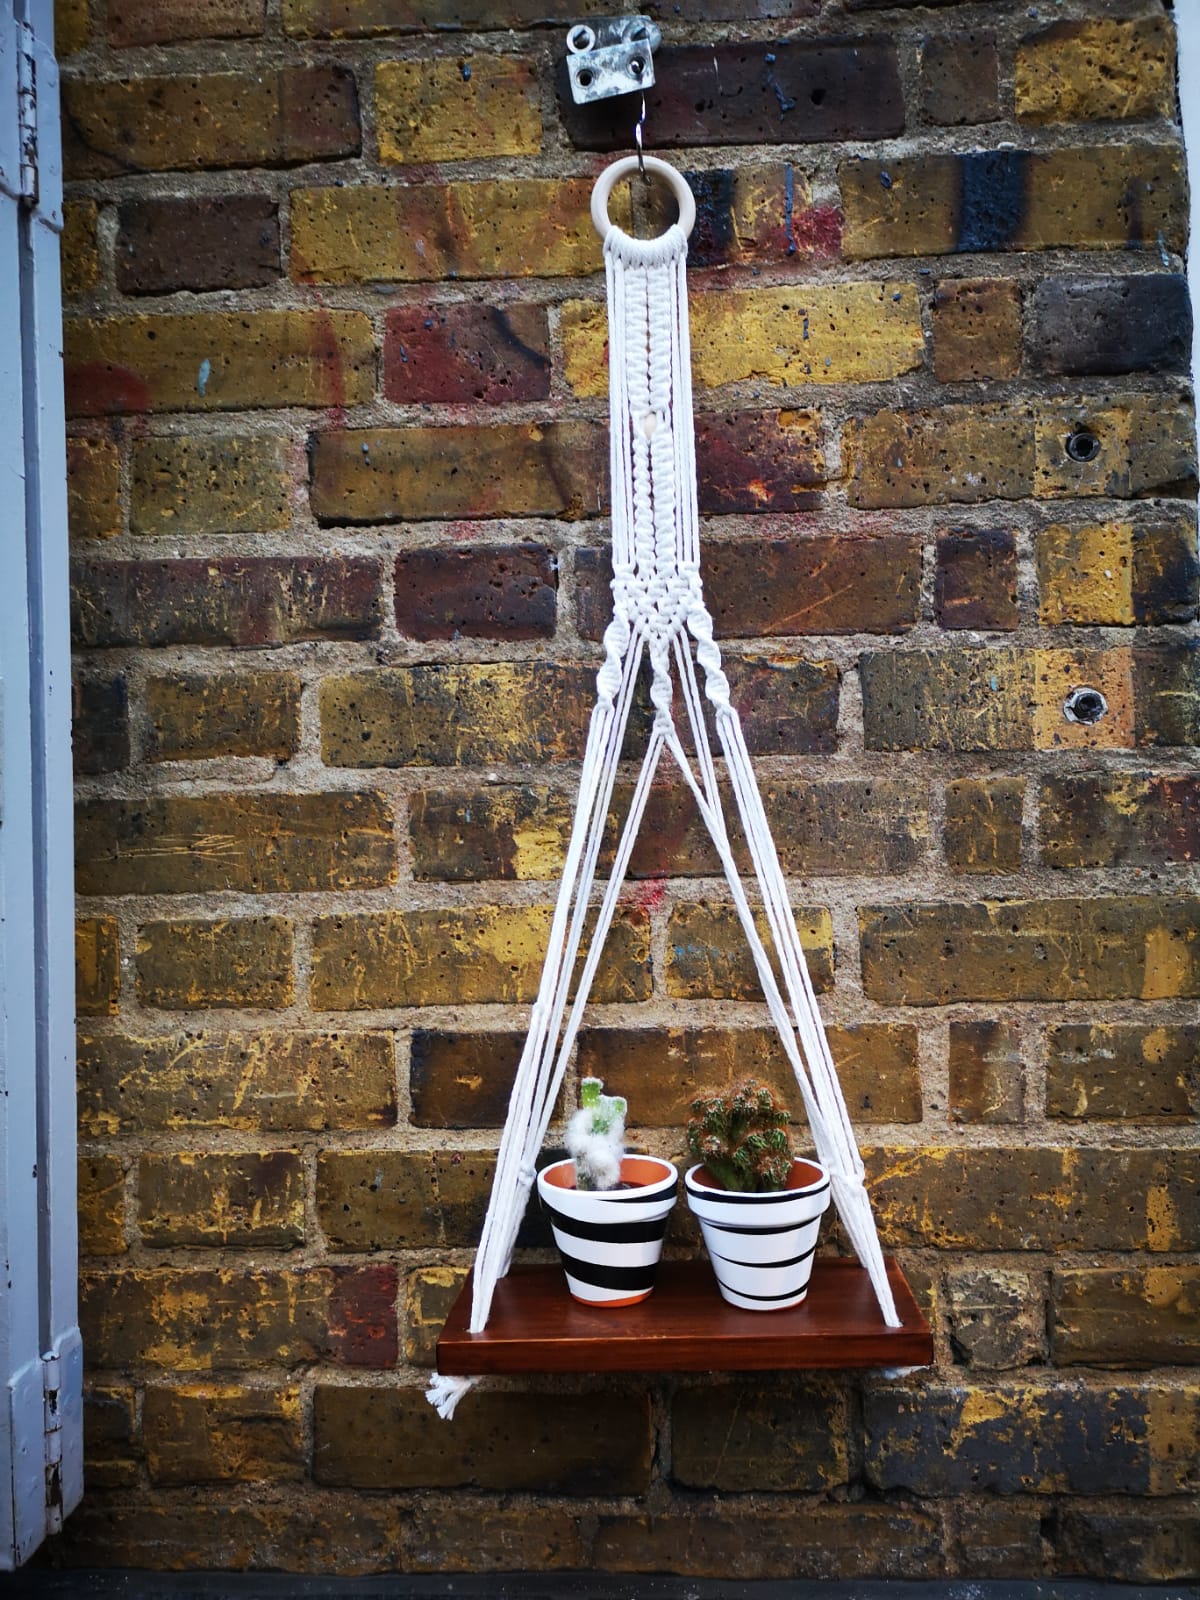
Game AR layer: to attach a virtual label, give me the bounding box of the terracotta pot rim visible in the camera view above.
[539,1154,678,1197]
[684,1157,828,1197]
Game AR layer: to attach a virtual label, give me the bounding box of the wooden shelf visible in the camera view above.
[436,1256,932,1375]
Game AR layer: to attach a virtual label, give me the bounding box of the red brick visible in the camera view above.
[63,68,359,178]
[559,40,903,149]
[72,557,381,649]
[383,303,549,404]
[935,529,1019,630]
[116,197,280,295]
[394,545,556,641]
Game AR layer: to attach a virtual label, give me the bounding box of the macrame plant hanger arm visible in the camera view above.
[428,156,898,1420]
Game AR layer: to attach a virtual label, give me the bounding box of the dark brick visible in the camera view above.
[723,654,840,756]
[383,304,550,404]
[935,528,1019,630]
[630,164,840,270]
[116,197,280,294]
[1135,645,1200,747]
[860,897,1200,1004]
[1134,515,1200,625]
[1041,773,1200,868]
[404,1266,470,1367]
[83,1388,141,1490]
[946,1268,1043,1368]
[559,40,903,149]
[63,67,360,178]
[410,785,573,881]
[76,916,120,1017]
[864,1381,1197,1496]
[314,1386,652,1493]
[1052,1267,1200,1368]
[1045,1024,1198,1122]
[410,1030,524,1127]
[944,777,1024,873]
[949,1019,1024,1124]
[1030,276,1191,376]
[137,916,294,1010]
[866,1144,1199,1252]
[1054,1508,1200,1584]
[71,557,381,649]
[77,793,395,897]
[141,1383,303,1487]
[919,32,999,126]
[394,545,556,641]
[672,1381,848,1490]
[77,1029,398,1134]
[72,673,129,775]
[80,1265,397,1369]
[697,412,825,513]
[578,1023,920,1126]
[955,1501,1046,1580]
[145,671,301,761]
[138,1152,305,1248]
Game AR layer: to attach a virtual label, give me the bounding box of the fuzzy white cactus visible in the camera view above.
[565,1076,627,1191]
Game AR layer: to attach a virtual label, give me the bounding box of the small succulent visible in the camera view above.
[565,1076,628,1191]
[686,1076,794,1193]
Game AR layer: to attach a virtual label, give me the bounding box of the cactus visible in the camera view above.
[566,1076,628,1191]
[686,1076,794,1193]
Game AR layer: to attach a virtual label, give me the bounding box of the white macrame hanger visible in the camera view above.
[427,155,899,1420]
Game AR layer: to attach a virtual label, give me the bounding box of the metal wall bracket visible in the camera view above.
[565,16,660,104]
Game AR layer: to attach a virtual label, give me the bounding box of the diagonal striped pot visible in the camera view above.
[685,1158,831,1311]
[537,1156,679,1307]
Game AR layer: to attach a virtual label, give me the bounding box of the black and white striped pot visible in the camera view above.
[537,1156,678,1307]
[684,1158,831,1311]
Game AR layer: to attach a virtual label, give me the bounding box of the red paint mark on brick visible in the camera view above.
[327,1265,399,1367]
[67,361,152,417]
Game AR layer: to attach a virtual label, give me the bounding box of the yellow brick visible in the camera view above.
[1034,398,1196,501]
[62,200,99,295]
[561,300,607,398]
[56,0,91,53]
[376,57,540,163]
[1031,648,1135,751]
[1038,522,1135,625]
[78,1155,127,1255]
[131,435,291,536]
[291,179,626,285]
[67,436,120,541]
[143,1384,304,1486]
[76,915,120,1016]
[1017,17,1175,124]
[65,311,375,415]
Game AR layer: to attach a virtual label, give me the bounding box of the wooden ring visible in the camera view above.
[590,155,697,242]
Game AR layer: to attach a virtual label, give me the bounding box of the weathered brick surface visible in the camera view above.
[67,437,120,541]
[107,0,265,46]
[73,673,130,775]
[138,1152,305,1247]
[403,1265,469,1365]
[63,68,359,177]
[948,1019,1024,1124]
[117,197,281,294]
[394,545,557,641]
[406,1503,589,1574]
[383,305,550,405]
[1045,1024,1198,1122]
[946,1268,1042,1368]
[559,40,903,149]
[73,557,382,649]
[66,311,374,415]
[131,435,290,538]
[137,916,295,1009]
[919,32,999,126]
[83,1388,141,1490]
[944,777,1024,874]
[144,671,301,761]
[665,901,834,999]
[931,280,1021,381]
[78,1029,397,1134]
[1016,17,1175,124]
[376,57,540,163]
[311,905,649,1010]
[672,1381,848,1490]
[955,1501,1045,1581]
[78,792,394,896]
[1134,645,1200,748]
[1041,773,1200,869]
[142,1384,303,1486]
[1052,1268,1200,1368]
[81,1266,398,1368]
[62,201,100,296]
[865,1381,1199,1496]
[1030,276,1191,376]
[313,1386,652,1493]
[409,1030,524,1127]
[934,528,1019,630]
[78,1155,128,1256]
[631,163,840,269]
[861,897,1200,1004]
[1037,514,1200,626]
[1054,1508,1200,1585]
[76,916,120,1016]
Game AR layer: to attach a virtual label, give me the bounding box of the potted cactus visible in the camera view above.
[684,1076,830,1311]
[537,1077,677,1306]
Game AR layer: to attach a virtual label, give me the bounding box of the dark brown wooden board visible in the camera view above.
[436,1256,932,1375]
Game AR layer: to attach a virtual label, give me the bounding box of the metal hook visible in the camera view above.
[634,94,648,182]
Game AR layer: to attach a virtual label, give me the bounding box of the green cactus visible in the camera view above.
[685,1076,794,1193]
[566,1076,628,1191]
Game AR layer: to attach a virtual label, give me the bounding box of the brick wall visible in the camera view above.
[61,0,1198,1581]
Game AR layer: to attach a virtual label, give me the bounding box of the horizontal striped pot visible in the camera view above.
[685,1158,831,1311]
[537,1156,678,1307]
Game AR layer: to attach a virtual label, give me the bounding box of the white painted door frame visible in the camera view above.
[0,0,82,1570]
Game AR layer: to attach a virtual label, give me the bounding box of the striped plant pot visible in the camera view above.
[537,1156,678,1307]
[684,1158,831,1311]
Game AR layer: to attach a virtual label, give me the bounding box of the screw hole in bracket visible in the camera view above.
[1065,429,1101,463]
[1063,686,1108,725]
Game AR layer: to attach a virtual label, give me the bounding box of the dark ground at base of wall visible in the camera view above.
[1,1574,1198,1600]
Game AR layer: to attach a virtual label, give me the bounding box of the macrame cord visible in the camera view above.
[427,177,899,1421]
